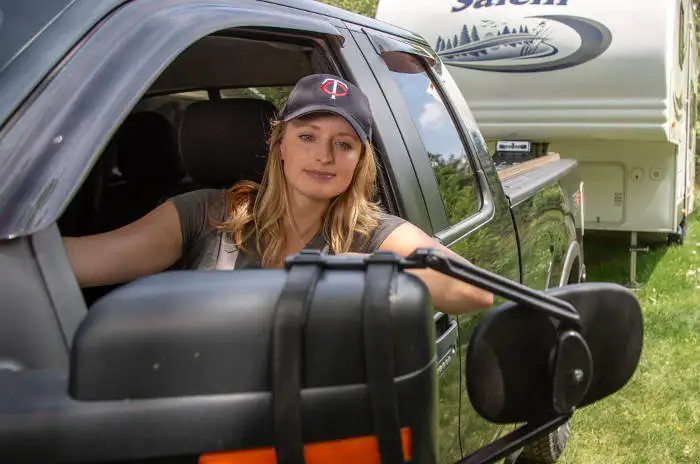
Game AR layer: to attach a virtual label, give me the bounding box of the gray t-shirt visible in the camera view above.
[169,188,407,271]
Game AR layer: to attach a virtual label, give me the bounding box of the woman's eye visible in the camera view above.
[299,134,314,142]
[336,141,353,151]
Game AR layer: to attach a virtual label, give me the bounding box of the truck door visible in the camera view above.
[350,27,520,459]
[337,28,463,462]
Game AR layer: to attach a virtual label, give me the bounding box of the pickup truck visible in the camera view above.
[0,0,587,463]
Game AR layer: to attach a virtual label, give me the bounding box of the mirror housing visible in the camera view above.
[465,282,643,424]
[70,269,434,401]
[65,267,440,463]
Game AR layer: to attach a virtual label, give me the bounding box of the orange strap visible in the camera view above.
[199,427,412,464]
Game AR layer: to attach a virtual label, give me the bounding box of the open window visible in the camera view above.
[380,50,482,227]
[356,30,487,234]
[56,27,394,306]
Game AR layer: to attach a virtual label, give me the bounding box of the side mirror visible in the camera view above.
[465,282,643,424]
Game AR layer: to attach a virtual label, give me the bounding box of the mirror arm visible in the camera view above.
[402,248,581,329]
[455,414,572,464]
[286,248,581,329]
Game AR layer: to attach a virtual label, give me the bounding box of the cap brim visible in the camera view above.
[280,104,369,143]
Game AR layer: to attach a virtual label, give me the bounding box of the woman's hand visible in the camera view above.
[376,222,494,315]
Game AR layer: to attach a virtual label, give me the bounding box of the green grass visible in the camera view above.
[557,203,700,463]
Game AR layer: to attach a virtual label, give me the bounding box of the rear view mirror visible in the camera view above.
[466,282,643,424]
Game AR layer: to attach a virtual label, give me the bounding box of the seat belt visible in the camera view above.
[362,254,405,464]
[215,231,240,270]
[271,252,323,464]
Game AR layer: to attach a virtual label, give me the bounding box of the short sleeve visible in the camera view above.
[168,188,225,256]
[361,212,407,253]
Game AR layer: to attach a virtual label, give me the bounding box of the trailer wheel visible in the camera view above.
[516,421,570,463]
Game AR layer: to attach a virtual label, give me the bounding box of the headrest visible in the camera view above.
[179,99,278,188]
[115,111,184,185]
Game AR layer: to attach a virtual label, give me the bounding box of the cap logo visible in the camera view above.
[320,78,348,100]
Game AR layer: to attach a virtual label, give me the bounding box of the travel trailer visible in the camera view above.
[376,0,699,285]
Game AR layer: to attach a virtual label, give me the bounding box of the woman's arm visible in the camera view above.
[377,222,494,315]
[63,201,183,288]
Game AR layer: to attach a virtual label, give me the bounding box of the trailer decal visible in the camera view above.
[436,14,611,72]
[451,0,569,11]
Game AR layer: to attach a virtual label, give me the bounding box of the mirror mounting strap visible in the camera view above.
[456,414,572,464]
[285,248,581,329]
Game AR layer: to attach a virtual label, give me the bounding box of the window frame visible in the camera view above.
[387,52,484,224]
[353,28,494,241]
[336,27,435,232]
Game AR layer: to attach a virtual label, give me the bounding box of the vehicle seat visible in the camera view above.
[98,111,185,232]
[58,139,116,237]
[176,98,278,191]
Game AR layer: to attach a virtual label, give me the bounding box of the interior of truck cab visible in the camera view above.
[56,30,394,307]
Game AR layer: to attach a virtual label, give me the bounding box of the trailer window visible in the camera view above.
[381,52,480,226]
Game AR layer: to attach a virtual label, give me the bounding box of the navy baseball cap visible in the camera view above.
[279,74,373,143]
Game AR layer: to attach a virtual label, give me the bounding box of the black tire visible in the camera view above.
[516,421,570,463]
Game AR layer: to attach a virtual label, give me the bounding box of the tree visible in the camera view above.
[435,36,444,51]
[427,153,480,226]
[446,38,452,49]
[460,25,471,45]
[471,26,480,42]
[503,26,510,34]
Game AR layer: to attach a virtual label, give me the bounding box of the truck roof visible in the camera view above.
[0,0,425,129]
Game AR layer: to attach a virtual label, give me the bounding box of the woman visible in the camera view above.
[63,74,493,315]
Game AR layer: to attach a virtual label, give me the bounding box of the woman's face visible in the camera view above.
[280,113,363,203]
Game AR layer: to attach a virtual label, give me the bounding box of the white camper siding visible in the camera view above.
[687,18,698,214]
[549,140,677,232]
[673,0,698,220]
[376,0,697,234]
[671,1,684,217]
[668,0,687,145]
[376,0,673,142]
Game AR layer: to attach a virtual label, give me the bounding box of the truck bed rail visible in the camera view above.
[500,155,578,206]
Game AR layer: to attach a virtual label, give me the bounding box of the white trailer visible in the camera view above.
[376,0,698,285]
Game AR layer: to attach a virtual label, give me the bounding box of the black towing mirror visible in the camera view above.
[417,253,643,464]
[380,248,643,464]
[466,282,643,425]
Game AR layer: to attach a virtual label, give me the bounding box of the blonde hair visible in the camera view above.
[214,117,383,268]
